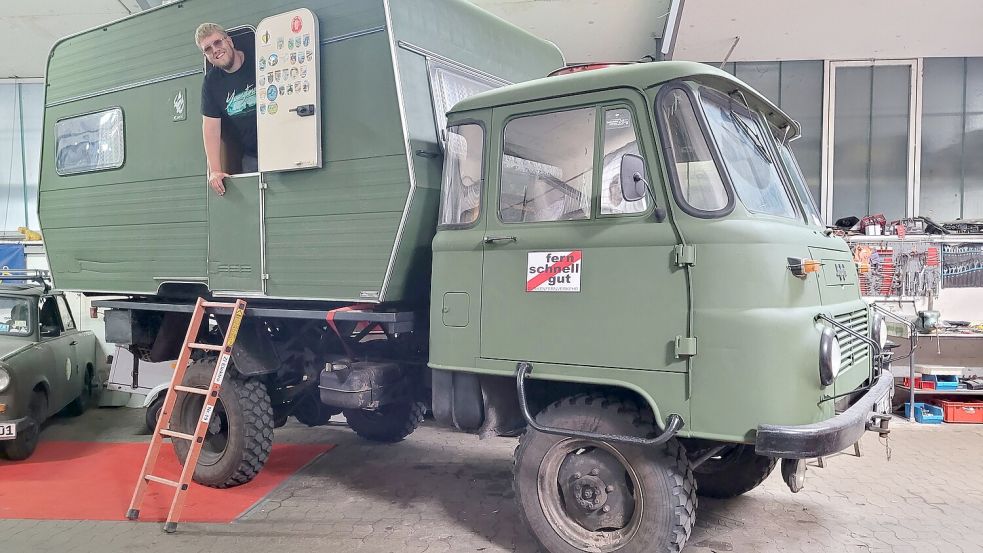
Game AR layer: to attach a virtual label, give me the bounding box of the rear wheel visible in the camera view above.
[3,390,47,461]
[65,365,94,416]
[293,394,341,427]
[343,401,425,443]
[692,444,777,499]
[171,357,274,488]
[145,394,165,433]
[513,394,697,553]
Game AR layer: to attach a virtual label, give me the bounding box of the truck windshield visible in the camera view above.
[776,139,824,227]
[699,89,797,219]
[0,296,32,336]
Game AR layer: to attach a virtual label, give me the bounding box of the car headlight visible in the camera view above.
[819,327,842,387]
[872,313,888,350]
[0,367,9,393]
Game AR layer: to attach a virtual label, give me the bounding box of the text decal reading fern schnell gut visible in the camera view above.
[526,251,582,292]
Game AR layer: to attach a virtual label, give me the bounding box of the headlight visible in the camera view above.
[819,327,842,387]
[872,313,888,350]
[0,367,9,393]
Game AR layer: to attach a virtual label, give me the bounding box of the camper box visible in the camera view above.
[39,0,563,303]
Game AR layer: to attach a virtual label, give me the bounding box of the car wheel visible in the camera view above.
[692,444,777,499]
[145,394,166,433]
[65,366,94,416]
[3,389,47,461]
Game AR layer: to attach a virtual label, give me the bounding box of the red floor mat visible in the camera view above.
[0,441,333,522]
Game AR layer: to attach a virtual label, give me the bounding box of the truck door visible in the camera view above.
[207,174,264,294]
[478,92,690,372]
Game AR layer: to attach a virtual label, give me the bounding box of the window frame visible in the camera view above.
[54,106,126,176]
[427,59,508,150]
[437,119,487,231]
[55,295,77,331]
[596,103,652,219]
[697,86,800,221]
[497,105,599,225]
[654,82,735,219]
[37,295,65,336]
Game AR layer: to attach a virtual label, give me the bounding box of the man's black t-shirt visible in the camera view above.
[201,44,257,157]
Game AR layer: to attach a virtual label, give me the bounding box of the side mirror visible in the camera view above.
[619,153,648,202]
[41,325,61,338]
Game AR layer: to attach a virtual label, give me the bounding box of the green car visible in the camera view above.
[0,276,98,460]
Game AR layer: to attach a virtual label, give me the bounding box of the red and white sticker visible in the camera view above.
[527,251,582,292]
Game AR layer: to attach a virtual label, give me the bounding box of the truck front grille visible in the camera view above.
[834,308,870,372]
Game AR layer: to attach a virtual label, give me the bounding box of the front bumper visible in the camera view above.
[755,369,893,458]
[0,415,37,440]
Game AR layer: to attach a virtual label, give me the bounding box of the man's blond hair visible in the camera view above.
[194,23,227,47]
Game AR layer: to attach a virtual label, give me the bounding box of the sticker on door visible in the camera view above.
[527,251,582,292]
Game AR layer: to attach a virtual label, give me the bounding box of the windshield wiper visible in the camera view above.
[731,109,773,164]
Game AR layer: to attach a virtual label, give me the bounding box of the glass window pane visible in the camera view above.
[56,297,76,331]
[735,62,781,105]
[659,88,729,213]
[700,91,796,218]
[0,297,33,336]
[601,108,647,215]
[869,65,910,221]
[780,61,824,207]
[438,124,484,227]
[500,109,594,223]
[55,108,125,175]
[832,66,873,221]
[429,63,503,143]
[963,59,983,218]
[920,58,965,222]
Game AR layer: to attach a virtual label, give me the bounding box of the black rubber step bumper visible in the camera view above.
[755,369,894,459]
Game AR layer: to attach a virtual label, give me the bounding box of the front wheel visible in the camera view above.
[343,401,425,443]
[2,390,47,461]
[514,394,697,553]
[171,357,274,488]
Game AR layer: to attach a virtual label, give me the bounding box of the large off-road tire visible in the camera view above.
[145,394,165,433]
[343,401,425,443]
[514,394,697,553]
[171,357,274,488]
[2,390,47,461]
[64,365,94,416]
[692,444,777,499]
[293,394,341,427]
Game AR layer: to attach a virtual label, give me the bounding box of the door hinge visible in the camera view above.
[674,244,696,267]
[674,336,697,358]
[261,273,270,281]
[259,180,268,190]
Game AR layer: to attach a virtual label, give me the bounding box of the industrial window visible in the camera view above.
[54,108,124,176]
[600,108,648,215]
[438,124,484,227]
[500,108,595,223]
[429,61,505,143]
[659,88,729,215]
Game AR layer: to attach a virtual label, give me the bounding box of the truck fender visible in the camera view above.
[141,383,170,408]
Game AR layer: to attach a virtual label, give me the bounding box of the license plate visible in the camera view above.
[0,422,15,440]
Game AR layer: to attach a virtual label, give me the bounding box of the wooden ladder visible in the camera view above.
[125,297,247,533]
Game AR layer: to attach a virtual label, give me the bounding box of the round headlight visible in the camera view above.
[0,367,10,393]
[819,327,842,387]
[877,318,888,349]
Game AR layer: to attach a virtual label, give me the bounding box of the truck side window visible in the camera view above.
[659,88,729,214]
[601,108,648,215]
[38,297,63,333]
[438,124,485,227]
[500,108,595,223]
[56,296,77,331]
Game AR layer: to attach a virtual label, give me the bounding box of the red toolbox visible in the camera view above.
[935,400,983,423]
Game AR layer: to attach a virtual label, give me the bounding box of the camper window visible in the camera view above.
[499,108,595,224]
[429,61,504,145]
[439,124,485,227]
[203,27,256,175]
[55,108,125,176]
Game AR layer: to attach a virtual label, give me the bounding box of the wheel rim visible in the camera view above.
[537,438,643,552]
[179,394,229,466]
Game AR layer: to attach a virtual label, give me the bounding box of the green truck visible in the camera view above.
[39,1,894,550]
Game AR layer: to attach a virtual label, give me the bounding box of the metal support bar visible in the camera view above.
[816,314,883,404]
[871,302,918,422]
[515,362,684,446]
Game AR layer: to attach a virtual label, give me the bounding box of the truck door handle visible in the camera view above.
[483,235,517,244]
[289,104,316,117]
[69,341,78,346]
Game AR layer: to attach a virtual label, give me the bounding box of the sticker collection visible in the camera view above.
[256,15,312,118]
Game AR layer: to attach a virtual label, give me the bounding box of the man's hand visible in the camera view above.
[208,171,230,196]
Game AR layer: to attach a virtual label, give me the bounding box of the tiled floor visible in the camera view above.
[2,404,982,553]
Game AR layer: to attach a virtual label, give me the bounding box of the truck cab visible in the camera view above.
[430,61,893,553]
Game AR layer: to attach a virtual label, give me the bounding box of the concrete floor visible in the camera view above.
[2,405,983,553]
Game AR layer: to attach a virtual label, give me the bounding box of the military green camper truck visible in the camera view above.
[40,0,895,551]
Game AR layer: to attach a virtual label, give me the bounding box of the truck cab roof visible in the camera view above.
[449,61,801,138]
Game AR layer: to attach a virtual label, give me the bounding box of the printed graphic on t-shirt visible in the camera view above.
[226,85,257,118]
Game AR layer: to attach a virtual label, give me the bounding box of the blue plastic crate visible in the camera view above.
[904,402,944,424]
[923,374,959,390]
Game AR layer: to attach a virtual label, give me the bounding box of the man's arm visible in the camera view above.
[202,116,228,195]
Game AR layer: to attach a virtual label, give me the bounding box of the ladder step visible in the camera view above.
[174,385,209,396]
[160,429,196,441]
[201,301,239,309]
[144,475,181,488]
[188,343,224,351]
